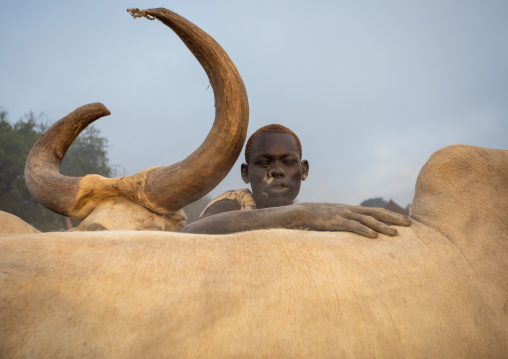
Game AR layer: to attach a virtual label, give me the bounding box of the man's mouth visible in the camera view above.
[269,181,290,192]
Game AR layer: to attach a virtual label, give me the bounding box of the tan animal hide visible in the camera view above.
[1,144,507,358]
[0,211,40,234]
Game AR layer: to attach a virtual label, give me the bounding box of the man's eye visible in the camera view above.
[284,160,298,165]
[256,161,270,167]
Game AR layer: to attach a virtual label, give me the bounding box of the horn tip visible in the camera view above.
[88,102,111,116]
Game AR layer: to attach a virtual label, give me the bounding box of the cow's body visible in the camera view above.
[1,144,507,358]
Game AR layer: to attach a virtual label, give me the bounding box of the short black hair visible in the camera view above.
[244,124,302,163]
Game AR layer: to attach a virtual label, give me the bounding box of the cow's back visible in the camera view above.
[1,144,507,358]
[1,227,507,358]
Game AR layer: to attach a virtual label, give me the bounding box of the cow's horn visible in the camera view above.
[25,103,111,217]
[25,8,249,219]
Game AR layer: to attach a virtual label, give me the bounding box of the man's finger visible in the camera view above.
[351,207,411,226]
[347,212,398,236]
[331,219,378,238]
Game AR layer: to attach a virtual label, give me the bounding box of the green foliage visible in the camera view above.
[183,195,212,224]
[360,197,388,208]
[0,109,115,231]
[60,125,113,177]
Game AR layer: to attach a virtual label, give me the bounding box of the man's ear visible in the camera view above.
[241,163,250,184]
[301,160,309,181]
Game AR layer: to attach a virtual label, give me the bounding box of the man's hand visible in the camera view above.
[183,201,411,238]
[296,203,411,238]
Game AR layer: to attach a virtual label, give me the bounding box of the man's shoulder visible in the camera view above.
[201,199,241,218]
[200,188,256,218]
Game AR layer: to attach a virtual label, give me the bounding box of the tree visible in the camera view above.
[60,125,114,178]
[0,109,116,232]
[360,197,388,208]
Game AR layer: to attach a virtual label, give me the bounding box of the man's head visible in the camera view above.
[241,124,309,209]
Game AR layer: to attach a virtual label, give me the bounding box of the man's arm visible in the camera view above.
[182,202,410,238]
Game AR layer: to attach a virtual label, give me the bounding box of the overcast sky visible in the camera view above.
[1,0,507,208]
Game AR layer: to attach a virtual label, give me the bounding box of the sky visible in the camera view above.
[1,0,507,208]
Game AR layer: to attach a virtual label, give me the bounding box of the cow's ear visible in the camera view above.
[301,160,309,181]
[241,163,250,184]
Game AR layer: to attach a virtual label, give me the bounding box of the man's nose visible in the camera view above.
[268,165,286,178]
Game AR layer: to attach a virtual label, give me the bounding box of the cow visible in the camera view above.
[23,8,249,232]
[1,143,507,357]
[1,7,507,358]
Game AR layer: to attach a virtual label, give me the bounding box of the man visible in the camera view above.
[182,124,410,237]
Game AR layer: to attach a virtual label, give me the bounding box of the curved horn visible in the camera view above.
[25,8,249,219]
[25,103,111,217]
[140,8,249,211]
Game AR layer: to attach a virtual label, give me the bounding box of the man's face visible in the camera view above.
[241,132,309,209]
